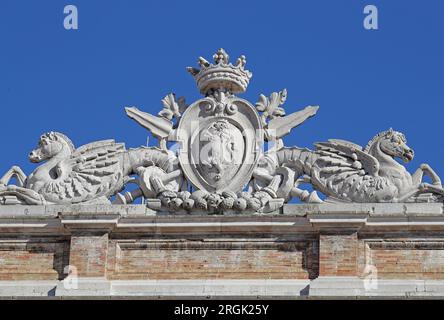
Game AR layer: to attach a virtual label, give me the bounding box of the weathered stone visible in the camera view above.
[3,49,443,213]
[0,204,442,297]
[1,49,444,299]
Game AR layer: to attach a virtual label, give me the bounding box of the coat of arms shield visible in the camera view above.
[176,95,263,193]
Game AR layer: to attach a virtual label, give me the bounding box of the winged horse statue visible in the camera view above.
[0,132,181,205]
[255,128,444,203]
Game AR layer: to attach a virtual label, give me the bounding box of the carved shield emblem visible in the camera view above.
[176,96,263,193]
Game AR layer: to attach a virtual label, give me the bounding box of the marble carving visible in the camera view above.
[1,48,444,212]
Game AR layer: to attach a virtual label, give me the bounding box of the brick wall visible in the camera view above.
[319,232,357,277]
[107,239,318,280]
[1,204,444,285]
[0,238,69,280]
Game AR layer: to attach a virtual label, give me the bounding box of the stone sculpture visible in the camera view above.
[0,132,179,205]
[256,129,444,203]
[1,48,444,211]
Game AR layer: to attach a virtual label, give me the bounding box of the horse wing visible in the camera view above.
[316,140,379,175]
[327,139,363,151]
[72,140,123,157]
[58,141,126,202]
[311,140,380,199]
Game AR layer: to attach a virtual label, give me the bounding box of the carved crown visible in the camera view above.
[187,48,252,95]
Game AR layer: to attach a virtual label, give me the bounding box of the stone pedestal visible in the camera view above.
[1,203,444,298]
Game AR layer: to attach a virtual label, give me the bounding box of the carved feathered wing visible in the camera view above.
[47,140,126,203]
[311,139,382,201]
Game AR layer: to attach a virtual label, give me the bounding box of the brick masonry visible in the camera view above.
[107,239,318,280]
[0,203,444,296]
[69,233,108,278]
[0,239,68,280]
[319,232,357,277]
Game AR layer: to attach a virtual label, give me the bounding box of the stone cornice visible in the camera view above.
[0,203,443,234]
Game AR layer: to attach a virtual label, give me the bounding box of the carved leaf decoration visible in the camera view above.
[159,93,184,121]
[268,91,287,118]
[255,89,287,124]
[273,107,286,117]
[255,94,268,112]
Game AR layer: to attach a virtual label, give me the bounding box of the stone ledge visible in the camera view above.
[0,203,443,233]
[3,279,444,298]
[0,203,442,217]
[0,204,151,218]
[110,279,310,297]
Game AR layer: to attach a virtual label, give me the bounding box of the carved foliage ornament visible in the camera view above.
[1,48,444,213]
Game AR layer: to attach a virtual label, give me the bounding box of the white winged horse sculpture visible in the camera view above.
[0,132,180,205]
[256,129,444,203]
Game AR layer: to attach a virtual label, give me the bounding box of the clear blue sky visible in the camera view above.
[0,0,443,180]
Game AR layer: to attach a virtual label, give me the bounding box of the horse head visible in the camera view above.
[29,132,75,163]
[364,128,414,163]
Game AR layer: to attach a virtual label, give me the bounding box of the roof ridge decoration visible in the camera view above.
[1,48,444,213]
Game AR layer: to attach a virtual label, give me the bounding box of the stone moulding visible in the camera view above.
[0,203,444,297]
